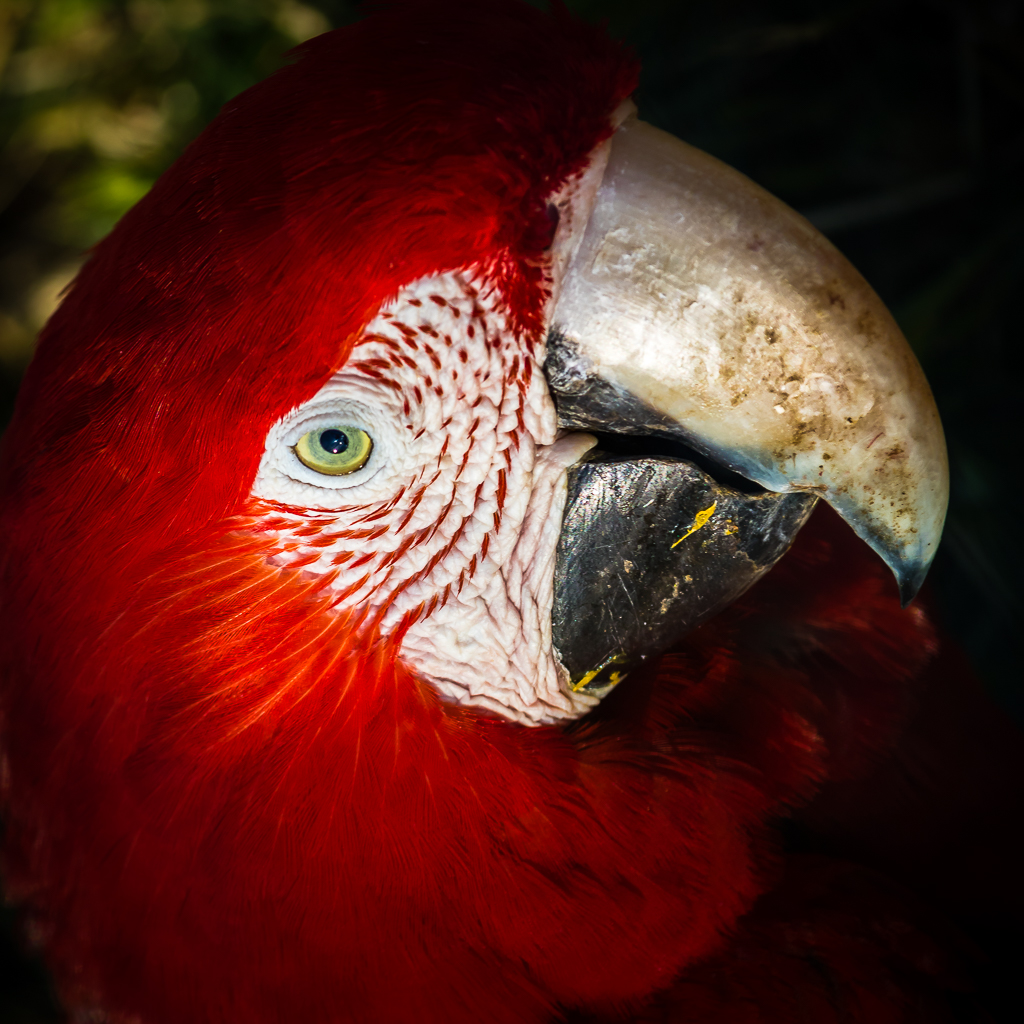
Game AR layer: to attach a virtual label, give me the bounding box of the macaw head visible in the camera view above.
[0,2,947,1022]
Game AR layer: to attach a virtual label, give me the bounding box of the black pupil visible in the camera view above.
[319,429,349,455]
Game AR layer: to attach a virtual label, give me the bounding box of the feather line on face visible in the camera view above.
[252,270,597,724]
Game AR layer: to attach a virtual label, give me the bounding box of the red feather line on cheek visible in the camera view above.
[253,272,537,649]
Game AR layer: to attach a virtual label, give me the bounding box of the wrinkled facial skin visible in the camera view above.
[246,127,623,727]
[253,271,598,724]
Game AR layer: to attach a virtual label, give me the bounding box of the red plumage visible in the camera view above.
[1,3,1019,1022]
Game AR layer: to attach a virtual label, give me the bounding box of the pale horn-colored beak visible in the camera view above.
[549,116,948,604]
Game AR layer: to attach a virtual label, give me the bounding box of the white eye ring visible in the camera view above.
[278,405,384,489]
[253,396,409,508]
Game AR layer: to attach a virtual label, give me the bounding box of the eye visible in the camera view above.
[294,426,373,476]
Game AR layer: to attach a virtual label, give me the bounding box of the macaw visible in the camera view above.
[1,2,1020,1022]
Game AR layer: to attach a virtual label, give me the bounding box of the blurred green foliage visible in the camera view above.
[0,0,357,379]
[1,1,1022,1021]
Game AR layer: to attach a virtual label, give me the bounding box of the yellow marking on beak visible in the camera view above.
[572,663,627,693]
[671,501,718,549]
[572,667,601,692]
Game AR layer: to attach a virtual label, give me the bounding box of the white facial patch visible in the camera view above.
[251,271,599,725]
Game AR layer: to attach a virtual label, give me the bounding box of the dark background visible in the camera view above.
[1,1,1021,1020]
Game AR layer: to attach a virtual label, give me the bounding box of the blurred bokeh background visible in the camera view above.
[1,0,1021,1020]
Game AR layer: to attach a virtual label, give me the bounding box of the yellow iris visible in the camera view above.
[294,426,373,476]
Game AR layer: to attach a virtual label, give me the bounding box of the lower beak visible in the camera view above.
[546,117,948,696]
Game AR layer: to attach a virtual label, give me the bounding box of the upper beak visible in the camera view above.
[544,117,948,696]
[549,116,948,606]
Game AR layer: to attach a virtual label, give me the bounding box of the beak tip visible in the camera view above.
[836,494,943,607]
[876,533,937,606]
[897,562,930,607]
